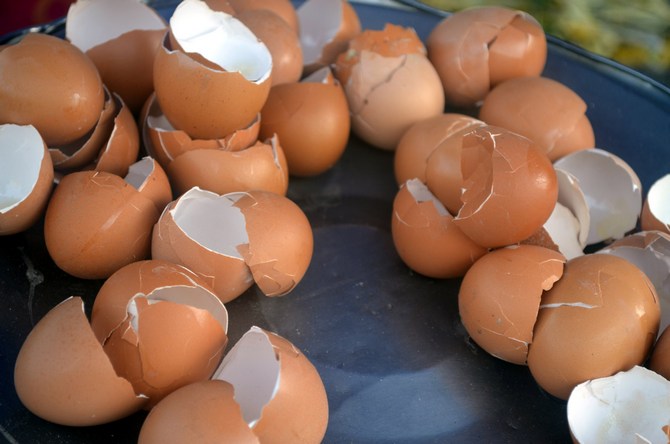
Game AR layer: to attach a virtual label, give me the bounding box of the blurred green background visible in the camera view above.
[422,0,670,85]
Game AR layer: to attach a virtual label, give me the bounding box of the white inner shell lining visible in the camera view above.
[0,125,45,212]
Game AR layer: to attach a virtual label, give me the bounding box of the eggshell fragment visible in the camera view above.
[228,0,299,33]
[124,156,173,213]
[0,124,54,235]
[458,245,565,364]
[527,254,660,400]
[542,202,583,260]
[567,366,670,444]
[92,93,140,176]
[554,148,642,245]
[392,179,487,279]
[453,126,558,248]
[641,174,670,234]
[14,297,145,426]
[650,325,670,381]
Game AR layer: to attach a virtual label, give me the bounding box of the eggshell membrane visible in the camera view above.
[152,188,254,303]
[345,50,445,150]
[236,9,303,86]
[459,245,565,365]
[298,0,361,74]
[235,191,313,297]
[543,202,583,260]
[650,325,670,380]
[392,179,487,279]
[641,174,670,234]
[103,291,228,408]
[14,297,145,426]
[426,6,546,108]
[568,366,670,444]
[214,326,328,443]
[167,136,289,197]
[0,33,104,146]
[93,93,140,176]
[0,124,54,235]
[527,253,660,400]
[138,380,259,444]
[142,93,260,169]
[124,157,173,213]
[259,67,350,176]
[153,33,271,140]
[479,76,595,160]
[44,170,160,279]
[394,113,484,186]
[453,126,558,248]
[228,0,298,33]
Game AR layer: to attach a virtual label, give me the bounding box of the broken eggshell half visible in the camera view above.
[0,124,54,235]
[641,173,670,234]
[152,187,313,303]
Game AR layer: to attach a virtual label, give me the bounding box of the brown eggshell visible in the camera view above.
[459,245,565,365]
[650,325,670,380]
[259,67,350,176]
[479,76,595,161]
[203,0,236,14]
[0,33,104,146]
[392,179,487,279]
[93,93,140,176]
[453,126,558,248]
[527,254,660,400]
[138,380,259,444]
[124,157,173,213]
[394,113,484,186]
[167,135,289,197]
[641,174,670,234]
[44,170,160,279]
[0,124,54,235]
[236,9,303,85]
[14,297,145,426]
[427,6,546,108]
[229,0,298,33]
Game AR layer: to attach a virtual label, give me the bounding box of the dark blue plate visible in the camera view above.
[1,2,669,443]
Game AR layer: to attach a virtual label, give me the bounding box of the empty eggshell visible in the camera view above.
[641,174,670,234]
[298,0,361,74]
[392,179,487,279]
[14,297,145,426]
[426,6,546,108]
[66,0,167,114]
[567,366,670,444]
[0,124,54,235]
[124,156,173,212]
[650,325,670,380]
[228,0,299,33]
[554,148,642,245]
[458,245,566,365]
[542,202,583,260]
[92,93,140,176]
[527,253,660,400]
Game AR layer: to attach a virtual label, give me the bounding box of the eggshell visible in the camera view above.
[166,134,289,196]
[453,126,558,248]
[124,156,172,212]
[138,380,259,444]
[93,92,140,176]
[44,168,160,279]
[542,202,583,260]
[154,0,272,139]
[66,0,167,114]
[392,179,487,279]
[459,245,565,364]
[567,366,670,444]
[527,254,660,400]
[0,33,104,146]
[426,6,546,108]
[14,297,145,426]
[228,0,299,33]
[259,67,350,176]
[394,113,484,186]
[0,124,54,235]
[479,76,595,160]
[641,174,670,234]
[650,325,670,380]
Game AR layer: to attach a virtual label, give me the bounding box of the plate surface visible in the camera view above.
[1,2,670,443]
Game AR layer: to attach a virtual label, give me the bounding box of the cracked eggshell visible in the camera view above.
[335,24,445,151]
[650,325,670,381]
[124,156,173,213]
[394,113,485,187]
[458,245,565,365]
[554,148,642,245]
[44,168,161,279]
[66,0,167,114]
[14,297,146,426]
[0,33,104,146]
[259,67,350,177]
[93,92,140,176]
[298,0,361,74]
[479,76,595,161]
[0,124,54,235]
[527,253,660,400]
[213,326,328,443]
[166,134,289,197]
[567,366,670,444]
[542,202,583,260]
[426,6,546,109]
[453,126,558,248]
[228,0,298,33]
[641,174,670,234]
[392,179,487,279]
[154,0,272,140]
